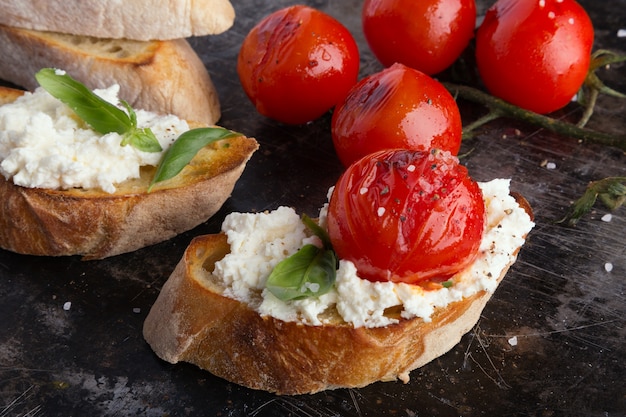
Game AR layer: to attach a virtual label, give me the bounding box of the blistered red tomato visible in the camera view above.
[237,5,359,125]
[362,0,476,75]
[475,0,594,114]
[327,148,485,284]
[331,63,462,167]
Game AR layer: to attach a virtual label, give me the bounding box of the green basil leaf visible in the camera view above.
[35,68,132,135]
[122,128,163,153]
[148,127,240,190]
[118,100,161,152]
[266,244,337,301]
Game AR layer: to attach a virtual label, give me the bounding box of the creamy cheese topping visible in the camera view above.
[213,179,535,328]
[0,84,190,193]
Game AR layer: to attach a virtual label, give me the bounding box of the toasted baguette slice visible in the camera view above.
[0,24,221,125]
[0,87,258,260]
[0,0,235,41]
[143,195,533,395]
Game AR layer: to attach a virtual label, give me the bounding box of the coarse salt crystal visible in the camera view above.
[377,207,386,217]
[63,301,72,311]
[604,263,613,272]
[601,213,612,222]
[618,29,626,38]
[508,336,518,346]
[546,162,557,170]
[407,164,416,172]
[133,307,141,314]
[359,187,368,195]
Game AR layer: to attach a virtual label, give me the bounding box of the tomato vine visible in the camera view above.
[445,50,626,223]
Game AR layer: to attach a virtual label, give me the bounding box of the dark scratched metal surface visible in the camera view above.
[1,1,625,416]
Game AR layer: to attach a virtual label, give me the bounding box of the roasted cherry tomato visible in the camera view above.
[331,63,462,167]
[237,5,360,125]
[327,148,485,284]
[475,0,594,114]
[362,0,476,75]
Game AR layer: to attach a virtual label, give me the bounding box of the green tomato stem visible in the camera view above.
[460,110,503,139]
[443,82,626,151]
[576,86,598,128]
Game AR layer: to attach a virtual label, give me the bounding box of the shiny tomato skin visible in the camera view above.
[331,63,462,168]
[475,0,594,114]
[327,149,485,284]
[362,0,476,75]
[237,5,359,125]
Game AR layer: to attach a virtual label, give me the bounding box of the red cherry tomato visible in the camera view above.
[237,5,360,125]
[331,63,462,168]
[327,148,485,284]
[475,0,594,114]
[362,0,476,75]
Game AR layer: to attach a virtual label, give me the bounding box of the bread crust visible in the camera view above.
[0,25,221,125]
[0,0,235,40]
[0,87,259,259]
[143,200,530,395]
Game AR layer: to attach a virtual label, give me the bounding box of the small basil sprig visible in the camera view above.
[266,215,338,302]
[148,127,240,191]
[557,176,626,226]
[34,68,162,152]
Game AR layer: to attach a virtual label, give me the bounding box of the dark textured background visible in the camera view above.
[1,1,625,416]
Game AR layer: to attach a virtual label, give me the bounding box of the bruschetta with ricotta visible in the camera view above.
[0,80,257,260]
[143,149,534,394]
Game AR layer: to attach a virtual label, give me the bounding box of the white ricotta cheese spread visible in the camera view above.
[213,179,535,328]
[0,83,190,193]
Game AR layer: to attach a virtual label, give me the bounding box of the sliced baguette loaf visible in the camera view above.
[0,0,235,41]
[143,195,533,395]
[0,87,258,260]
[0,24,221,125]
